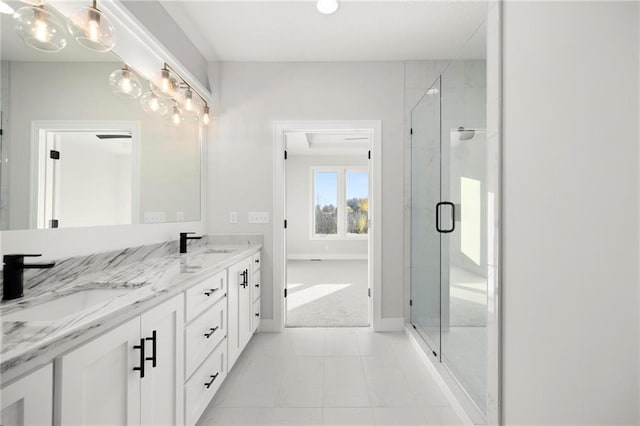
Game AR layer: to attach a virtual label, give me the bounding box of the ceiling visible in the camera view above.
[286,131,370,156]
[160,1,488,62]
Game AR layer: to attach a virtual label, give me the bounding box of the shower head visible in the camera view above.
[457,127,475,141]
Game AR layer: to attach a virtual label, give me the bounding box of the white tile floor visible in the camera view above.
[197,328,464,426]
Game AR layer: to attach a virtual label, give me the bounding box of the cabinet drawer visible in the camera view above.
[252,252,261,272]
[252,299,260,333]
[185,338,227,426]
[251,269,261,302]
[185,297,226,379]
[186,270,227,323]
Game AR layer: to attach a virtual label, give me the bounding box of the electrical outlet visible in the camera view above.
[229,211,238,224]
[144,212,166,223]
[248,212,269,224]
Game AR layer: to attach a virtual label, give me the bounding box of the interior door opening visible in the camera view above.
[283,130,372,328]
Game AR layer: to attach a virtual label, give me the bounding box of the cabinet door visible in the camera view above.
[56,318,141,425]
[140,294,184,426]
[1,364,53,426]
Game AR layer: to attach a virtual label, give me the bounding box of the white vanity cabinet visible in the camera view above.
[55,294,184,426]
[251,252,261,333]
[1,364,53,426]
[227,257,253,369]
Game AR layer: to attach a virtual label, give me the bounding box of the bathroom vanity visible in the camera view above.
[0,239,262,426]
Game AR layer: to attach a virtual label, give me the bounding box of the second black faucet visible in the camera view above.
[179,232,203,254]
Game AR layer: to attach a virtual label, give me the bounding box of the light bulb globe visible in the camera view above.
[68,4,115,52]
[109,66,142,99]
[14,6,67,53]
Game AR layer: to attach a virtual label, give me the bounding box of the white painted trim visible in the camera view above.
[274,120,382,332]
[29,120,141,229]
[287,254,368,261]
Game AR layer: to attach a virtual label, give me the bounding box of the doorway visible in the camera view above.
[284,133,370,327]
[273,121,382,331]
[30,121,140,229]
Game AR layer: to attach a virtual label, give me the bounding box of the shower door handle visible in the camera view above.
[436,202,455,233]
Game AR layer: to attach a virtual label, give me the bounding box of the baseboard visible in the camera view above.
[287,253,367,261]
[258,319,281,332]
[375,317,405,331]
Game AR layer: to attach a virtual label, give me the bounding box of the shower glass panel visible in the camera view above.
[410,78,442,356]
[440,59,488,413]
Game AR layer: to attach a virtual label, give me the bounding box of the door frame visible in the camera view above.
[29,120,141,229]
[273,120,382,332]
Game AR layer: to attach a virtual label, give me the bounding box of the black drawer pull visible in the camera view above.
[133,338,145,378]
[255,313,260,317]
[255,258,260,264]
[204,288,219,296]
[145,330,157,368]
[255,283,260,288]
[205,372,220,389]
[204,326,219,338]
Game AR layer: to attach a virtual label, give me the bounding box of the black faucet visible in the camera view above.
[179,232,202,254]
[3,254,55,301]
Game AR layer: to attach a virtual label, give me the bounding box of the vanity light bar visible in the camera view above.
[163,62,211,125]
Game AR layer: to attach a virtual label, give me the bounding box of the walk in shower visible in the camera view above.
[410,24,488,418]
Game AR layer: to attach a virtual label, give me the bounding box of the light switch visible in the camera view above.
[248,212,269,224]
[229,211,237,224]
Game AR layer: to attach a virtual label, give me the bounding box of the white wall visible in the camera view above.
[502,1,639,423]
[286,154,368,258]
[208,62,404,321]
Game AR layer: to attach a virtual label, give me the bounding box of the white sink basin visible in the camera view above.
[2,288,132,322]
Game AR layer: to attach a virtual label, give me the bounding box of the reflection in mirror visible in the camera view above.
[0,1,202,230]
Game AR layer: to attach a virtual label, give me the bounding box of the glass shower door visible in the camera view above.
[440,60,488,414]
[410,78,442,356]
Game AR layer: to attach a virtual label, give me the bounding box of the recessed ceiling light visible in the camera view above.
[317,0,338,15]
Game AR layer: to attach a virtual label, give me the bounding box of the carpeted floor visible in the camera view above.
[286,259,369,327]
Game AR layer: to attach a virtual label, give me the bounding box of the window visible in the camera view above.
[312,167,369,239]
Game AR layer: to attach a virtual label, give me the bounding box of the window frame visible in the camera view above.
[310,166,369,240]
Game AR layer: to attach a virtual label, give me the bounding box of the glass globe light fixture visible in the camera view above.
[152,66,180,98]
[202,106,211,125]
[14,5,67,53]
[68,0,115,52]
[109,65,142,99]
[141,91,168,115]
[167,105,183,126]
[179,87,203,116]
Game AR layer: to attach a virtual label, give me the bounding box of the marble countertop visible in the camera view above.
[0,240,261,383]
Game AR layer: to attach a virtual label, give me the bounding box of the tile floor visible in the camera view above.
[197,328,464,425]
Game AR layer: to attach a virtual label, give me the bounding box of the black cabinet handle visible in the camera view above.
[133,338,145,378]
[255,283,260,288]
[240,269,248,288]
[205,372,220,389]
[435,201,455,233]
[145,330,157,368]
[255,258,260,264]
[204,326,219,338]
[204,288,219,296]
[255,313,260,317]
